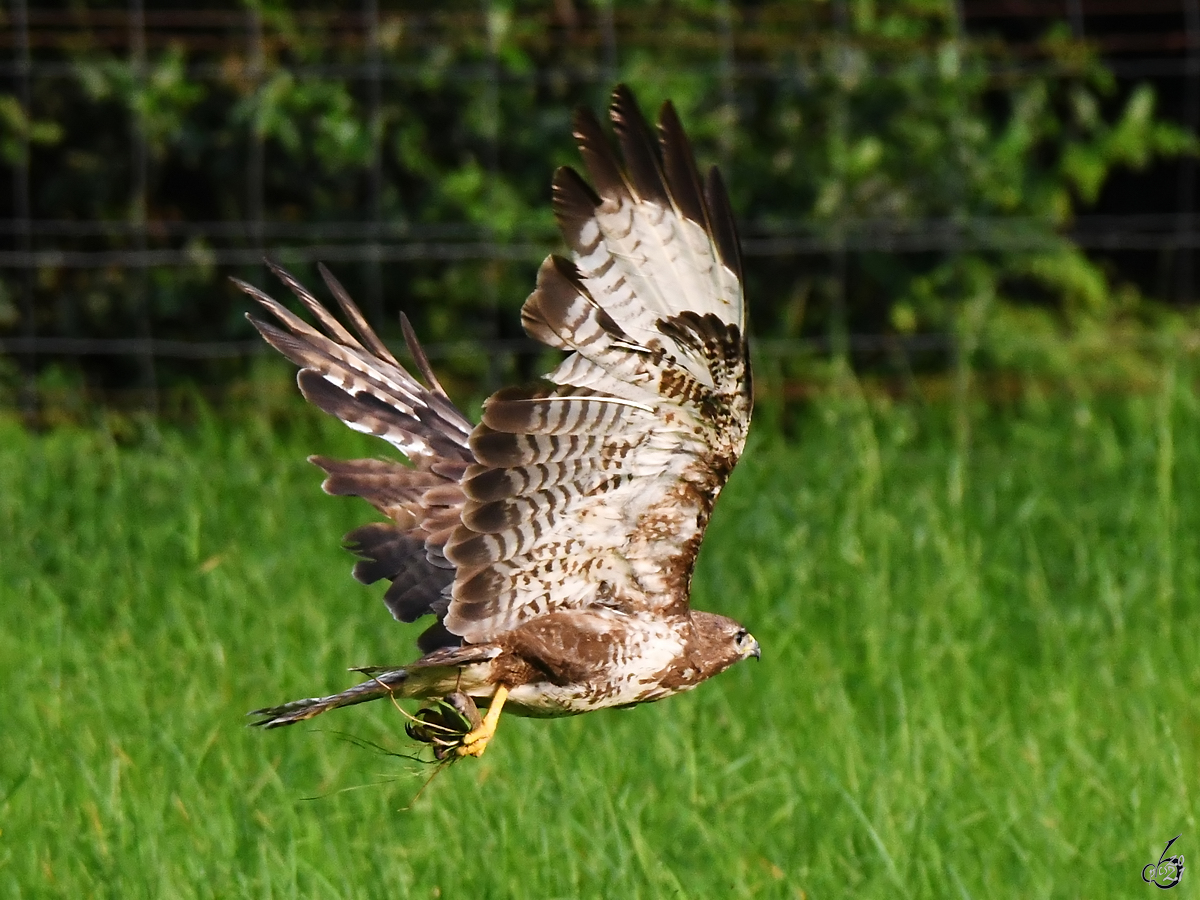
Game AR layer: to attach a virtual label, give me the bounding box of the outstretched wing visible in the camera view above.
[238,262,474,652]
[442,86,750,644]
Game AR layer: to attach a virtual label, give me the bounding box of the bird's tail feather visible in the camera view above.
[248,646,500,728]
[248,667,410,728]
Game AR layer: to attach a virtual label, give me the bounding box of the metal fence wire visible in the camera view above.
[3,1,1200,415]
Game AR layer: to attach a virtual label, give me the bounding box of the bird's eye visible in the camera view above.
[734,629,748,645]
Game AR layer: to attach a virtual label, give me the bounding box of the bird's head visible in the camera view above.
[688,610,760,677]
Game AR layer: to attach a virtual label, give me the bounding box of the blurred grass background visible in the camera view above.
[3,371,1198,898]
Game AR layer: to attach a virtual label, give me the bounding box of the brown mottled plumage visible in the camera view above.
[242,85,758,757]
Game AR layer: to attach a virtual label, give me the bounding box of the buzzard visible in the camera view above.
[241,85,757,759]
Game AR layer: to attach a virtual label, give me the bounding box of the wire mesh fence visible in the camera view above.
[3,1,1200,420]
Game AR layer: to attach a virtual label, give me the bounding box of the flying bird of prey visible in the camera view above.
[241,85,757,759]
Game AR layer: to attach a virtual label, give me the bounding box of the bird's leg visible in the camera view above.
[456,684,509,758]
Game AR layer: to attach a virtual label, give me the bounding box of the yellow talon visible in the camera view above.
[456,684,509,758]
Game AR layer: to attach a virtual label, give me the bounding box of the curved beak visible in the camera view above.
[746,636,761,661]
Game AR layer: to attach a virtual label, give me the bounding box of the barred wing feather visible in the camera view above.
[237,86,749,654]
[239,261,475,652]
[442,87,750,644]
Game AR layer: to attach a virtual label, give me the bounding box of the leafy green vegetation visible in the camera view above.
[6,1,1195,403]
[3,378,1197,897]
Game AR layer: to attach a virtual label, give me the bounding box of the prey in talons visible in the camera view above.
[405,686,511,760]
[405,692,483,761]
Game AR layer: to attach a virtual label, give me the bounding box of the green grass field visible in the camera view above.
[3,377,1198,899]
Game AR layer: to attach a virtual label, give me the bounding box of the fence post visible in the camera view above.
[365,0,385,326]
[829,0,850,362]
[129,0,158,416]
[1179,0,1199,304]
[12,0,36,418]
[716,0,736,170]
[247,5,265,255]
[1066,0,1085,39]
[598,0,618,90]
[480,0,502,391]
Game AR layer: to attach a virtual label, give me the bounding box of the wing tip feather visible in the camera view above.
[704,165,743,283]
